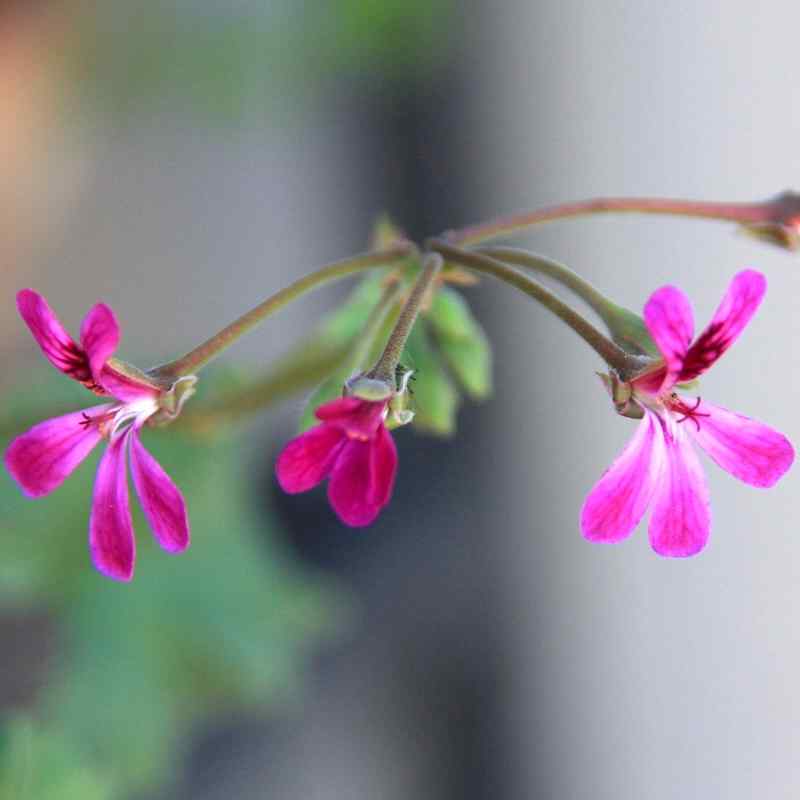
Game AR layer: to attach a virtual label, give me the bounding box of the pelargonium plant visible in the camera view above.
[5,191,798,580]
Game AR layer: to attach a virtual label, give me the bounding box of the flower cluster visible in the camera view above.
[4,248,797,581]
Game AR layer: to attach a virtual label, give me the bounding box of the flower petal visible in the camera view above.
[328,438,384,526]
[679,270,766,382]
[4,406,109,497]
[129,428,190,553]
[89,430,135,581]
[276,424,346,494]
[80,303,120,384]
[649,427,711,557]
[315,396,386,440]
[370,425,398,510]
[16,289,86,378]
[643,285,694,391]
[98,363,160,402]
[688,400,794,488]
[581,412,665,543]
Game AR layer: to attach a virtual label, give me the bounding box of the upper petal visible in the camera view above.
[129,428,190,553]
[328,437,386,526]
[688,400,794,488]
[4,405,109,497]
[16,289,86,378]
[98,363,160,402]
[649,426,711,557]
[679,270,766,383]
[643,285,694,392]
[315,396,387,440]
[80,303,120,385]
[581,412,665,543]
[89,430,135,582]
[276,423,346,494]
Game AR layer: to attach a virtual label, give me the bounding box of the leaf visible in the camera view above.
[426,288,492,399]
[402,323,459,436]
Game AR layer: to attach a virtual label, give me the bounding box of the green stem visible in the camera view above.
[150,244,414,381]
[369,253,443,383]
[346,279,405,376]
[429,242,644,377]
[448,195,777,246]
[477,246,655,355]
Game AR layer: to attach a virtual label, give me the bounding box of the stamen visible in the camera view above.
[671,394,711,432]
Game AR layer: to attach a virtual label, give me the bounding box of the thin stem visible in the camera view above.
[477,246,654,354]
[448,196,776,246]
[346,279,405,376]
[429,242,643,377]
[150,244,414,381]
[369,253,443,383]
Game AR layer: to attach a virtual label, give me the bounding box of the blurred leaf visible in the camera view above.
[403,322,459,436]
[427,289,492,399]
[0,716,113,800]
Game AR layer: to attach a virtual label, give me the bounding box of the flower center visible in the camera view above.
[667,393,710,432]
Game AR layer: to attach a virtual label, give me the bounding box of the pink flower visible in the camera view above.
[582,270,794,557]
[276,395,398,526]
[4,290,190,581]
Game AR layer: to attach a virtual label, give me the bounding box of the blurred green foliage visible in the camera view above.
[75,2,455,121]
[0,372,348,795]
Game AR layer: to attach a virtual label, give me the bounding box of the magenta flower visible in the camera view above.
[276,395,398,526]
[5,290,190,581]
[582,270,794,557]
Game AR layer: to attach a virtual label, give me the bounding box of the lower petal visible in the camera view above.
[89,431,135,581]
[4,406,109,497]
[328,439,383,527]
[581,412,664,543]
[649,429,711,557]
[689,401,794,488]
[276,424,345,494]
[129,429,190,553]
[370,425,398,509]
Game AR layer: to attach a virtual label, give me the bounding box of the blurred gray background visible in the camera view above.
[5,1,800,798]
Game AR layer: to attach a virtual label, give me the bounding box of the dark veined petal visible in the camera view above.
[679,270,766,383]
[328,437,387,527]
[80,303,120,385]
[4,405,110,497]
[89,429,135,582]
[643,285,694,392]
[688,400,794,488]
[581,411,665,543]
[16,289,85,378]
[129,427,190,553]
[649,427,711,557]
[276,424,346,494]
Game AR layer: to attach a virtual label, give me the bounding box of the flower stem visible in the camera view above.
[150,244,415,381]
[477,246,655,355]
[369,253,443,383]
[346,278,405,376]
[429,242,643,377]
[447,195,778,246]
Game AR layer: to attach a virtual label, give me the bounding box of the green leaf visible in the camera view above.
[403,323,459,436]
[426,289,492,399]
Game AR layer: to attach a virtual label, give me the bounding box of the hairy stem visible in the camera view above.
[448,196,775,246]
[150,244,415,381]
[369,253,443,383]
